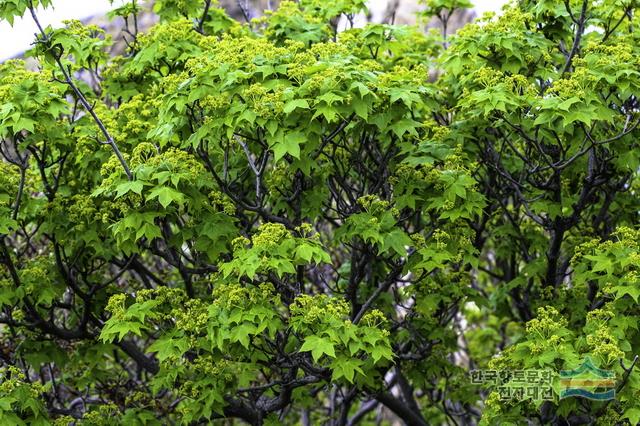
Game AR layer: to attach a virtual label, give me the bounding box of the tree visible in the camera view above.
[0,0,639,424]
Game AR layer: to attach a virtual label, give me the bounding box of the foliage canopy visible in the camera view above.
[1,0,640,424]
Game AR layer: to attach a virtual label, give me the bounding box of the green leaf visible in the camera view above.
[623,408,640,425]
[611,286,640,303]
[146,333,190,361]
[330,357,364,383]
[147,186,185,208]
[0,215,18,234]
[370,344,394,363]
[352,97,369,120]
[382,229,412,256]
[115,180,144,198]
[283,99,309,114]
[272,131,306,162]
[230,322,257,349]
[299,335,336,362]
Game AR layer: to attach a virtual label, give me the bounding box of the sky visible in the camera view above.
[0,0,506,61]
[0,0,126,61]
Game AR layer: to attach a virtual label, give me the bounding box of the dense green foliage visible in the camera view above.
[0,0,640,424]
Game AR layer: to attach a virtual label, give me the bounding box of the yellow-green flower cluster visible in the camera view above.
[0,60,60,103]
[584,39,636,64]
[303,66,344,92]
[130,142,159,168]
[309,41,349,60]
[586,326,624,364]
[145,148,206,185]
[251,223,290,249]
[378,64,428,88]
[178,357,238,400]
[0,162,20,207]
[211,282,276,311]
[265,162,294,193]
[0,366,46,397]
[100,153,132,186]
[391,163,440,192]
[525,306,568,336]
[423,119,451,140]
[18,257,63,302]
[473,66,504,88]
[197,34,292,70]
[111,95,162,147]
[208,190,236,215]
[199,94,231,111]
[547,71,589,99]
[137,18,199,55]
[612,226,640,245]
[58,19,112,66]
[287,51,317,82]
[433,229,450,250]
[357,195,395,216]
[64,194,98,232]
[482,7,534,35]
[124,390,151,407]
[360,309,388,328]
[586,308,615,324]
[506,74,536,97]
[290,294,350,326]
[410,232,426,248]
[571,237,601,263]
[295,223,317,239]
[78,404,120,425]
[173,298,208,333]
[158,71,190,93]
[241,83,286,118]
[96,198,141,223]
[443,145,474,171]
[105,293,127,318]
[136,287,187,304]
[231,236,250,252]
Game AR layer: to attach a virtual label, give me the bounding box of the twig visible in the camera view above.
[197,0,212,34]
[347,400,379,426]
[352,263,403,324]
[28,3,133,180]
[602,6,631,42]
[12,166,26,220]
[236,0,251,24]
[596,355,639,417]
[617,355,639,392]
[562,0,588,75]
[233,135,262,200]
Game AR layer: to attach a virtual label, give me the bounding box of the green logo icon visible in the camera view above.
[559,357,616,400]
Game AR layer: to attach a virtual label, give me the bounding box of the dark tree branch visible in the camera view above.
[562,0,588,75]
[28,3,132,180]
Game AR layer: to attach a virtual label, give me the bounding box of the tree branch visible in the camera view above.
[28,3,132,180]
[562,0,588,75]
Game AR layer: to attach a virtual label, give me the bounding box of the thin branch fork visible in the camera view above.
[562,0,588,75]
[196,0,212,34]
[28,2,133,180]
[236,0,252,24]
[618,355,639,392]
[0,138,28,220]
[596,355,639,417]
[234,134,264,201]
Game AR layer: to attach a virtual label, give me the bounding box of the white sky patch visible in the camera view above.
[0,0,129,61]
[0,0,507,61]
[474,0,507,15]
